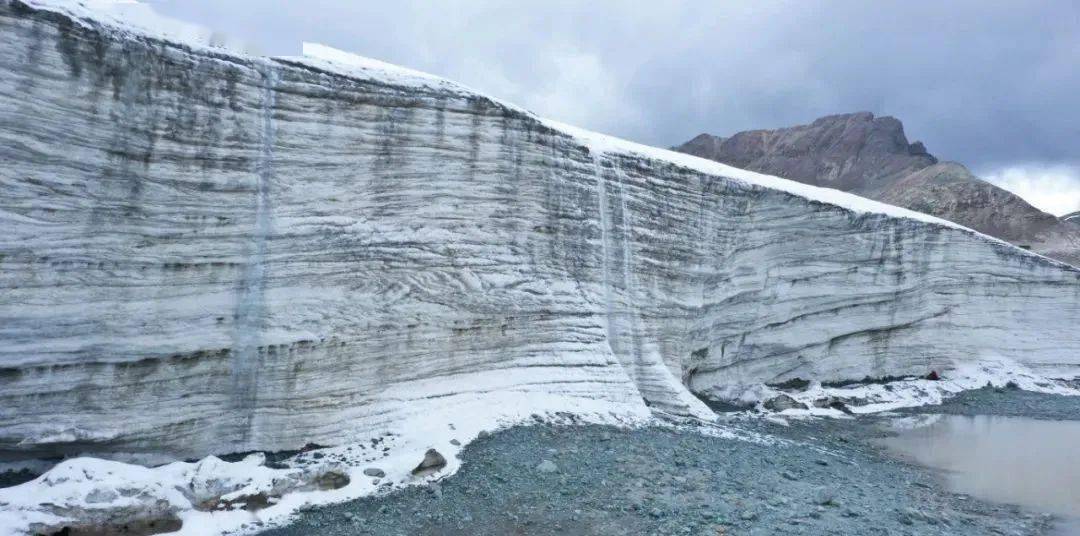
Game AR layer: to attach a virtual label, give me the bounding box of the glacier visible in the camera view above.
[1,0,1079,533]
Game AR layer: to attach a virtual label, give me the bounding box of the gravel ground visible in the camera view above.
[4,389,1074,535]
[260,411,1060,536]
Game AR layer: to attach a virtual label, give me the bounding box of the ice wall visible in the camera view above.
[1,0,1079,461]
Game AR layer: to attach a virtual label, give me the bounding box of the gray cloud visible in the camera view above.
[150,0,1080,210]
[982,164,1080,216]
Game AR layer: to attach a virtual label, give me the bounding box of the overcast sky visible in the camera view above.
[147,0,1080,215]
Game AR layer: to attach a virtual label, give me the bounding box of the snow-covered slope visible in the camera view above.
[2,2,1080,531]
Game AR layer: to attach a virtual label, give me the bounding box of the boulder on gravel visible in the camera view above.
[536,460,559,473]
[763,394,808,411]
[363,468,385,478]
[812,397,854,414]
[411,449,448,477]
[813,486,837,506]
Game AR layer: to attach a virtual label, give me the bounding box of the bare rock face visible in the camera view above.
[876,163,1080,263]
[0,0,1079,466]
[675,113,1080,267]
[675,112,937,195]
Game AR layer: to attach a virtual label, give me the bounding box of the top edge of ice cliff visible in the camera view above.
[16,0,1073,270]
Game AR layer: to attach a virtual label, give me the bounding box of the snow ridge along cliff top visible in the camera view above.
[22,1,1032,249]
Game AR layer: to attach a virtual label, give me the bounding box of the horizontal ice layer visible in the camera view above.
[0,0,1079,466]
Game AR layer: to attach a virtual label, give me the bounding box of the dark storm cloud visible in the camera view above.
[152,0,1080,213]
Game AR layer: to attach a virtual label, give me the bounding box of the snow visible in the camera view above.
[298,43,450,89]
[288,43,532,115]
[21,0,256,54]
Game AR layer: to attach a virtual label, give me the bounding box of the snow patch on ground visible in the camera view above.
[0,392,658,535]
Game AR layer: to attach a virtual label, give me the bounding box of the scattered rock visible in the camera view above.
[450,439,461,446]
[770,378,811,391]
[813,486,837,506]
[313,470,351,490]
[427,483,443,499]
[28,516,184,536]
[897,507,935,525]
[253,414,1058,536]
[925,370,940,381]
[85,488,119,504]
[536,460,559,474]
[812,397,855,414]
[411,449,447,477]
[363,468,385,478]
[763,394,809,411]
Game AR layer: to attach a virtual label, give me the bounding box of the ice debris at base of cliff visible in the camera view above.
[729,357,1080,419]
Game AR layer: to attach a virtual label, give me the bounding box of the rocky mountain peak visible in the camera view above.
[803,113,928,161]
[675,113,1080,267]
[675,111,938,195]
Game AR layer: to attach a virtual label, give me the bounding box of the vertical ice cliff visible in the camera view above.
[1,0,1079,467]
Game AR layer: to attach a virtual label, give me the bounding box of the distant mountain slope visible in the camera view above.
[1065,211,1080,226]
[675,112,1080,266]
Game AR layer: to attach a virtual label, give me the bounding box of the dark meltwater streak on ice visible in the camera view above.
[880,415,1080,535]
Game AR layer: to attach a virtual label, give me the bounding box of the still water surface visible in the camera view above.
[881,415,1080,535]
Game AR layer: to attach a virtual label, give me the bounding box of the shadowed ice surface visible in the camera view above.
[881,415,1080,534]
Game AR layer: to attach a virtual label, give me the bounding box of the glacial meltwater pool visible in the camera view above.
[880,414,1080,535]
